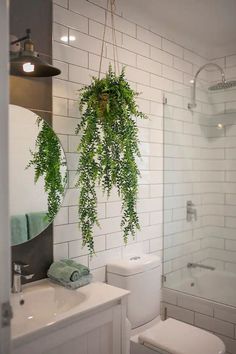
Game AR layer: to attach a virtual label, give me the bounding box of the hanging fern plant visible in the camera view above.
[27,117,67,222]
[76,66,146,254]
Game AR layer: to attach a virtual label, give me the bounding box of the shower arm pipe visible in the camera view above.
[189,63,226,109]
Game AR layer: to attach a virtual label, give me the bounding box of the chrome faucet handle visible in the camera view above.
[22,273,34,280]
[12,262,34,293]
[13,262,29,273]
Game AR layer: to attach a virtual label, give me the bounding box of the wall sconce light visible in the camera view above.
[10,29,61,77]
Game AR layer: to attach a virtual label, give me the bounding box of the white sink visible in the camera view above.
[11,280,86,338]
[11,279,129,342]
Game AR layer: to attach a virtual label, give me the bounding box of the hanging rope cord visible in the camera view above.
[98,0,120,78]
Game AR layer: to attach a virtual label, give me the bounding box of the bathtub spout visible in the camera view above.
[187,262,215,271]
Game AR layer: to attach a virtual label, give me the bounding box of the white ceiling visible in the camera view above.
[122,0,236,58]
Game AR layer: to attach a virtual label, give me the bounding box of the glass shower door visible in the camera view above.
[163,87,202,290]
[163,79,236,308]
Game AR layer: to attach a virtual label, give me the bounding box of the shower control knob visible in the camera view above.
[186,200,197,222]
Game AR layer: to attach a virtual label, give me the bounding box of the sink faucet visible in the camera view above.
[12,262,34,294]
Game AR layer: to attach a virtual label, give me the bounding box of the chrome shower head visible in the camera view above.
[208,80,236,91]
[188,62,226,110]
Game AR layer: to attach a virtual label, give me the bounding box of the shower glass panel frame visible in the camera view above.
[163,76,236,309]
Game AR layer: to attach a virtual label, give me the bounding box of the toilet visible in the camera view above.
[107,254,225,354]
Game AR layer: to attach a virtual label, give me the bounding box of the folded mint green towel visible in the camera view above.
[49,274,92,290]
[60,259,90,277]
[11,215,28,246]
[47,261,80,283]
[26,212,49,240]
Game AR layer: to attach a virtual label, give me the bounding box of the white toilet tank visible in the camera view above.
[107,254,161,329]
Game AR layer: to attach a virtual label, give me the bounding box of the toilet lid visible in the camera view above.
[139,318,225,354]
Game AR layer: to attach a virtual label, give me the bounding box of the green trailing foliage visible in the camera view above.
[27,117,67,223]
[76,66,146,255]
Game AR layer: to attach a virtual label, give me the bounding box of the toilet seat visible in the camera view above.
[138,318,225,354]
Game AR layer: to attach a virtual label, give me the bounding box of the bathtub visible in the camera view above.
[169,270,236,308]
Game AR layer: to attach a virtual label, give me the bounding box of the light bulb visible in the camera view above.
[23,62,35,73]
[217,123,223,129]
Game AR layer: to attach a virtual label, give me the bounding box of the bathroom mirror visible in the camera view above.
[9,104,67,246]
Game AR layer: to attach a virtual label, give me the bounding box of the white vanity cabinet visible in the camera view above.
[46,305,122,354]
[11,281,129,354]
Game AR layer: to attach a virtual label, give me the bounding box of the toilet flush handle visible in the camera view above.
[129,256,141,261]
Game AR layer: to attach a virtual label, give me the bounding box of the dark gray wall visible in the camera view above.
[10,0,53,283]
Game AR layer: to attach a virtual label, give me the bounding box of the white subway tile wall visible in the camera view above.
[163,53,236,279]
[162,289,236,354]
[52,0,207,281]
[52,0,235,275]
[203,61,236,273]
[162,55,236,353]
[52,3,236,351]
